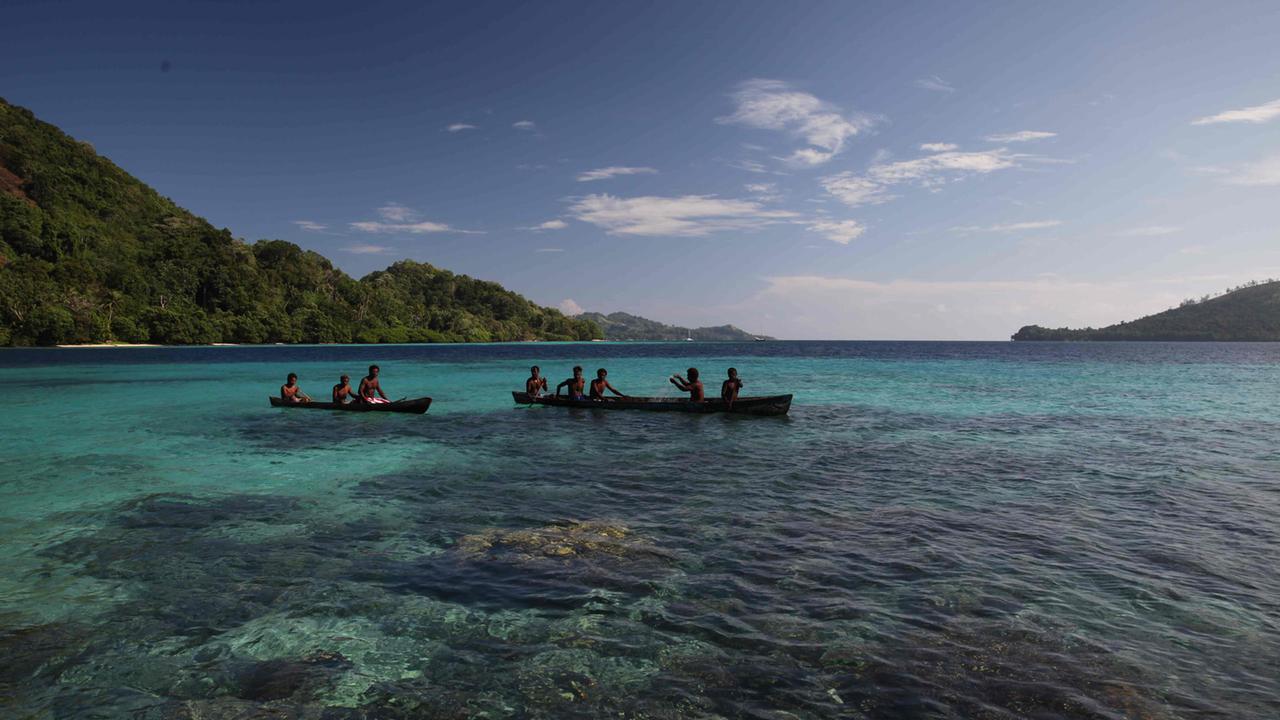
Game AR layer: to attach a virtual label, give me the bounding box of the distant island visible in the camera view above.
[577,312,770,342]
[0,97,607,346]
[1013,280,1280,341]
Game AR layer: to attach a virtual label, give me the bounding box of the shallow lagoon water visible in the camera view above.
[1,341,1278,718]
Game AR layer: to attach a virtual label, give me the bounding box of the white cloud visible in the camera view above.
[951,220,1062,233]
[729,159,770,174]
[292,220,327,231]
[744,182,781,201]
[822,148,1027,207]
[535,219,568,230]
[350,203,480,234]
[1222,153,1280,186]
[576,166,659,182]
[446,123,476,133]
[1191,97,1280,125]
[806,219,866,245]
[920,142,959,153]
[513,120,537,130]
[559,298,584,315]
[984,130,1057,143]
[377,203,415,222]
[342,244,393,254]
[915,75,955,93]
[1116,225,1181,237]
[567,193,797,237]
[718,79,874,167]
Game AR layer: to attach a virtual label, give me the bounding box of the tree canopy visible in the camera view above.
[0,98,599,346]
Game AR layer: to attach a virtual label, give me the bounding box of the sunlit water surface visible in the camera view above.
[1,341,1278,718]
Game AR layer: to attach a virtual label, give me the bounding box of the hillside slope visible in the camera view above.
[578,311,770,341]
[1012,281,1280,341]
[0,98,598,345]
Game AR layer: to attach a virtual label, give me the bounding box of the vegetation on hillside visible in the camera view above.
[1012,280,1280,341]
[0,98,599,345]
[578,311,770,341]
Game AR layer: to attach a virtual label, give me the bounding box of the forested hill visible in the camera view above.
[1012,281,1280,341]
[578,311,770,341]
[0,98,599,345]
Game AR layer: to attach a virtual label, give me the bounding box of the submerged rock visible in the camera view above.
[455,520,667,564]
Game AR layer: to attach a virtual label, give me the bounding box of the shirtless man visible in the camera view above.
[556,366,586,400]
[526,366,549,397]
[280,373,311,403]
[332,374,358,404]
[721,367,743,408]
[358,365,390,404]
[669,367,704,401]
[589,368,626,399]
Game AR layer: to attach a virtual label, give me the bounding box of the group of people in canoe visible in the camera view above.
[280,365,391,405]
[525,365,743,405]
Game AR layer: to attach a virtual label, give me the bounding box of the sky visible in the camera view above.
[5,0,1280,339]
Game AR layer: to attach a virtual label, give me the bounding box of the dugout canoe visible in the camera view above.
[268,396,432,414]
[511,392,791,416]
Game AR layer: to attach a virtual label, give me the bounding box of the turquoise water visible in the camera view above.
[1,341,1278,718]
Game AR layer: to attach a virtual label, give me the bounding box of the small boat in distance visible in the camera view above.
[268,396,432,414]
[512,392,792,416]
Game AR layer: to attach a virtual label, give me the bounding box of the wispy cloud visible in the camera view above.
[718,79,875,167]
[350,203,480,234]
[342,244,393,254]
[292,220,327,232]
[576,166,658,182]
[744,182,781,201]
[822,148,1030,207]
[559,298,584,315]
[951,220,1062,233]
[915,75,955,93]
[1191,97,1280,126]
[535,247,565,253]
[920,142,959,153]
[806,219,866,245]
[567,194,797,237]
[445,123,476,133]
[1221,153,1280,186]
[1116,225,1181,237]
[984,130,1057,143]
[522,219,568,231]
[513,120,537,131]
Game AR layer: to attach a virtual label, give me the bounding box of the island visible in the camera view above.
[1012,280,1280,341]
[576,311,771,342]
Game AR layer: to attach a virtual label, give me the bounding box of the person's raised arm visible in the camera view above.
[555,379,570,397]
[669,375,690,391]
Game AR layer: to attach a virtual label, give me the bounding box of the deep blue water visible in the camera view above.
[1,341,1278,718]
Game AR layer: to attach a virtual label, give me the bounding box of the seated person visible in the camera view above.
[556,366,586,400]
[332,374,358,404]
[526,366,549,397]
[721,367,743,408]
[359,365,390,404]
[669,367,704,401]
[281,373,311,403]
[589,368,626,399]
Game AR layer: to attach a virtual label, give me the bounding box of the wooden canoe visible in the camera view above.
[268,396,432,414]
[512,391,791,416]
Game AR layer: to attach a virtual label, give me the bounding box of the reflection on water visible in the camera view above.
[1,342,1278,717]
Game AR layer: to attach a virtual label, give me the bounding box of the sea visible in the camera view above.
[0,341,1277,719]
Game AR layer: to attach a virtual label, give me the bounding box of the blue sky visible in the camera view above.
[5,1,1280,339]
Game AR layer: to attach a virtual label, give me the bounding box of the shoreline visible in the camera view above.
[55,343,162,348]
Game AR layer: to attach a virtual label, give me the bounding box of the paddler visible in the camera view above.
[669,367,704,401]
[556,365,586,400]
[358,365,390,404]
[281,373,312,404]
[721,367,743,408]
[589,368,627,399]
[526,366,549,397]
[332,374,358,404]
